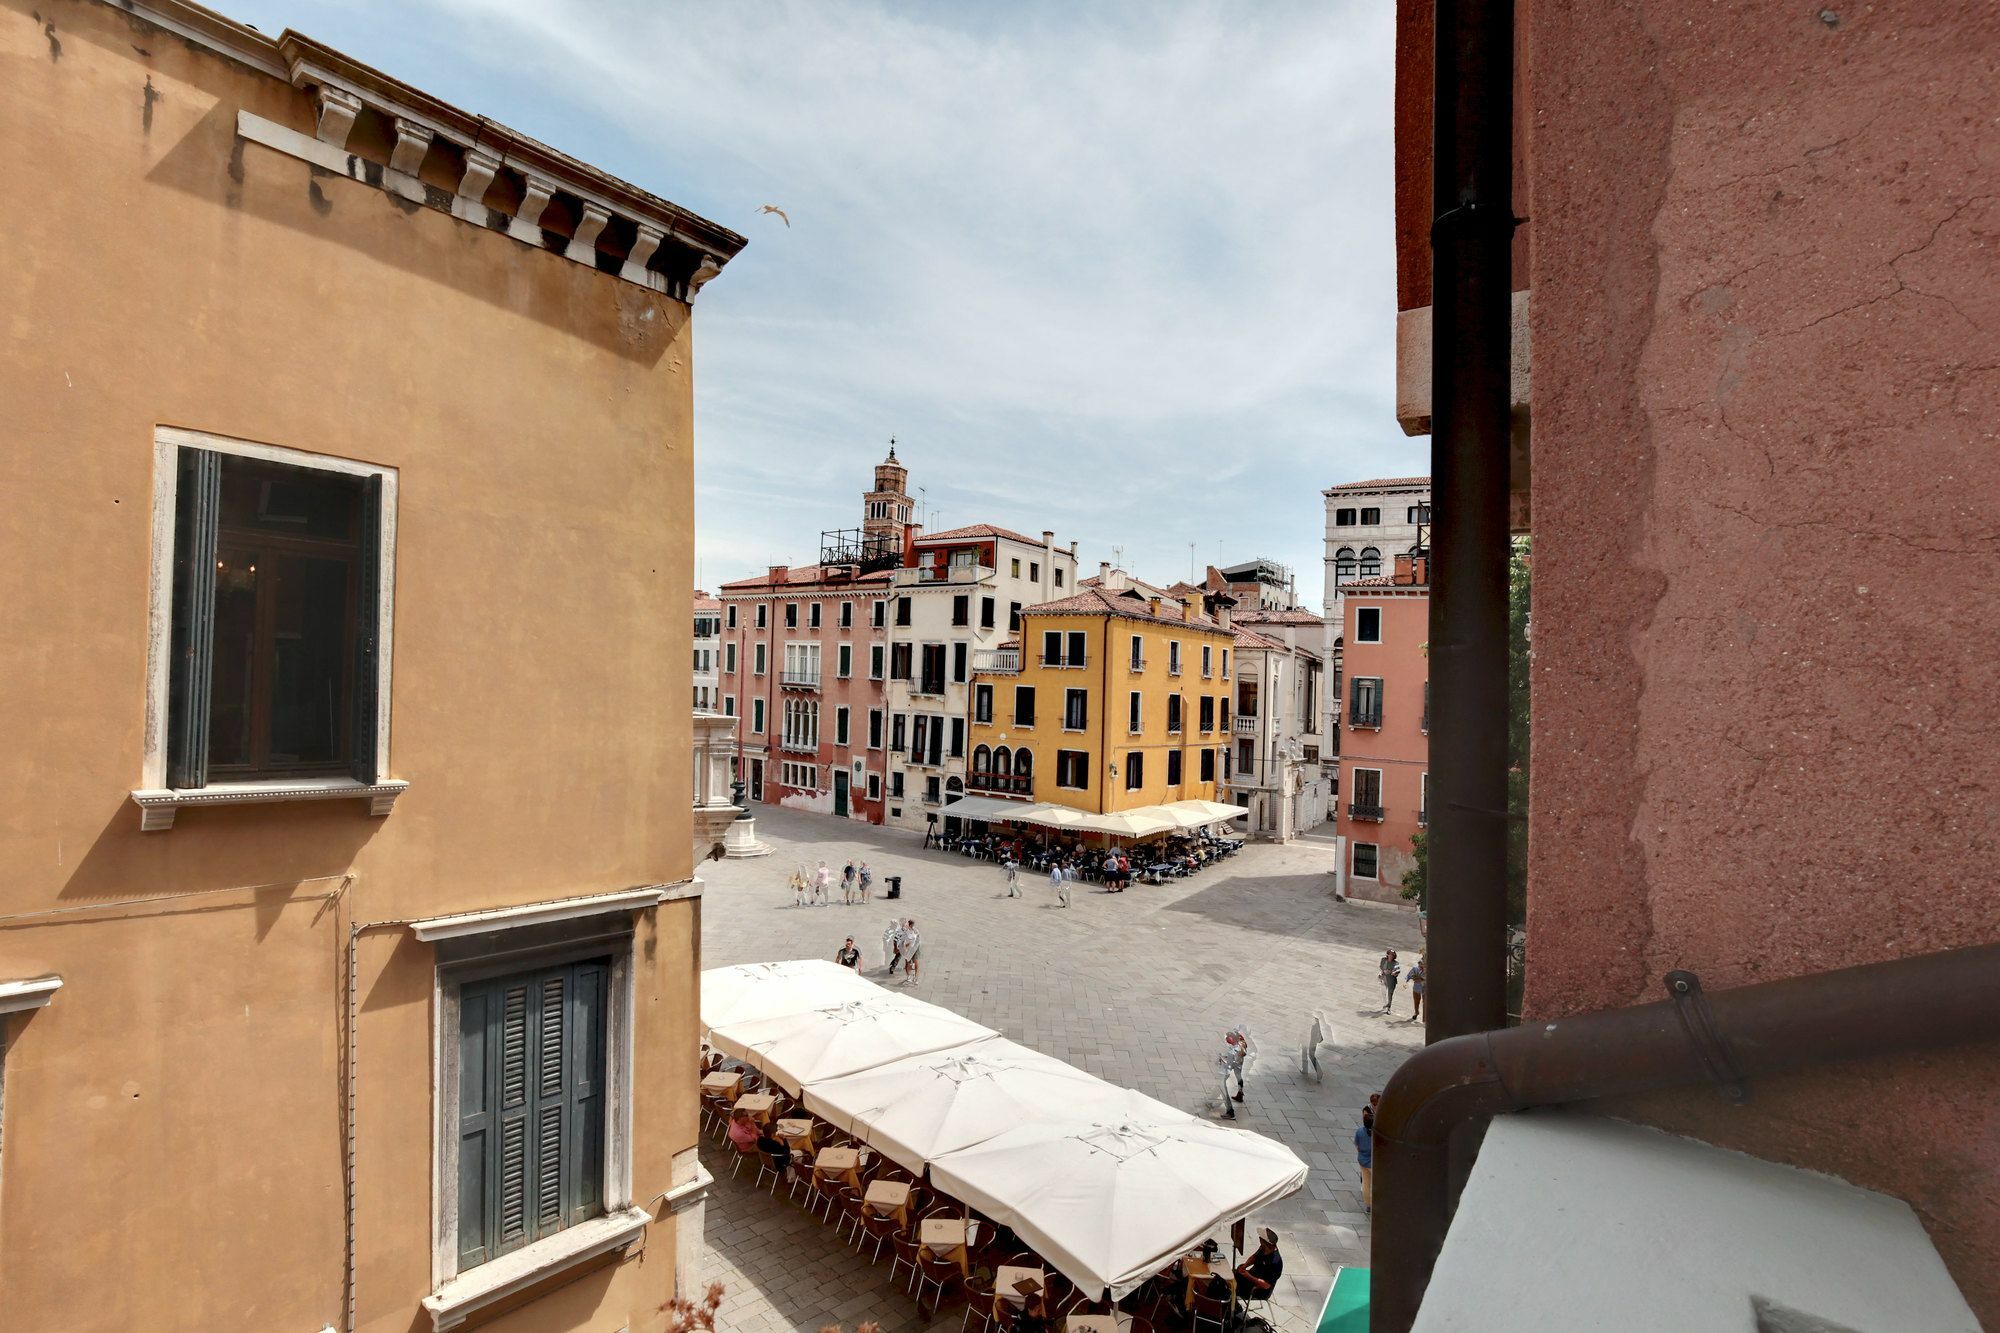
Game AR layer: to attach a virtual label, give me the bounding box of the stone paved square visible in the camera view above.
[695,805,1425,1330]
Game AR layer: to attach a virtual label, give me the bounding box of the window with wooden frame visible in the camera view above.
[1126,751,1144,790]
[1167,749,1183,785]
[150,436,394,796]
[1055,749,1088,790]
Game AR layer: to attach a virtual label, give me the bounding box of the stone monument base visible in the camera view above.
[723,817,773,858]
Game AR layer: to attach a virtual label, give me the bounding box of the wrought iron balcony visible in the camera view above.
[1349,710,1383,730]
[1040,654,1087,669]
[780,671,820,689]
[967,773,1032,795]
[1127,656,1147,671]
[1348,802,1384,821]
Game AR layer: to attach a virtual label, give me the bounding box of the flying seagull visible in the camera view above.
[758,204,790,227]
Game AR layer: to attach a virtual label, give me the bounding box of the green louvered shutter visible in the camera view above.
[349,473,383,784]
[166,449,223,790]
[456,983,497,1269]
[564,962,609,1225]
[493,979,535,1254]
[533,971,568,1238]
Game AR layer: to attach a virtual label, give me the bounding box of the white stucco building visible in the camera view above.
[881,524,1078,835]
[1321,476,1431,737]
[692,591,722,711]
[1227,609,1331,840]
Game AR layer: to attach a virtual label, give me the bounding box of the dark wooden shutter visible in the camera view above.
[563,962,609,1225]
[494,978,534,1254]
[350,473,383,783]
[167,449,223,790]
[456,983,498,1269]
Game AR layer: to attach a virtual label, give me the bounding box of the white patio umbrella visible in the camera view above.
[1159,799,1251,827]
[1069,808,1181,839]
[699,959,881,1034]
[928,1087,1308,1299]
[706,991,995,1096]
[801,1035,1131,1175]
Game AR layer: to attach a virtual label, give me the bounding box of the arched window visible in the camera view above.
[994,748,1012,777]
[1335,547,1356,584]
[1013,748,1033,793]
[946,775,964,795]
[972,744,991,779]
[1359,546,1382,577]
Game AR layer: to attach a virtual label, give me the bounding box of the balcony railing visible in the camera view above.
[1234,716,1258,736]
[780,671,821,689]
[1349,710,1382,730]
[1418,807,1428,827]
[1348,802,1384,822]
[1127,656,1147,671]
[1040,655,1087,669]
[967,773,1032,795]
[973,649,1021,674]
[911,680,947,697]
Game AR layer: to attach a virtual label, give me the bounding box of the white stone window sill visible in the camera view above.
[130,778,409,831]
[422,1206,652,1331]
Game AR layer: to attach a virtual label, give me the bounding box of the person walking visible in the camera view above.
[1222,1025,1251,1110]
[812,861,831,906]
[1355,1103,1376,1215]
[835,937,863,972]
[1377,948,1401,1014]
[1407,955,1426,1023]
[1002,855,1022,898]
[901,919,923,986]
[882,916,903,974]
[858,861,873,902]
[791,866,809,908]
[1048,861,1067,908]
[840,861,857,905]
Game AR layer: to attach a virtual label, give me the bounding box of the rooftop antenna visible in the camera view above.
[1111,544,1125,570]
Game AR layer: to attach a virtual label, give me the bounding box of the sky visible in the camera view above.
[229,0,1415,613]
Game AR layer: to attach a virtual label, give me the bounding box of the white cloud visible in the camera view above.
[239,0,1411,605]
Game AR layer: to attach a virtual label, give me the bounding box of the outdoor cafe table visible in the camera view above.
[774,1117,817,1152]
[701,1069,744,1098]
[1065,1316,1130,1333]
[918,1216,972,1274]
[1180,1255,1233,1306]
[813,1146,864,1190]
[863,1179,913,1229]
[734,1092,779,1125]
[994,1265,1049,1317]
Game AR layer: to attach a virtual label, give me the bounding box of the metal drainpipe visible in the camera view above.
[1368,940,2000,1332]
[1426,0,1516,1046]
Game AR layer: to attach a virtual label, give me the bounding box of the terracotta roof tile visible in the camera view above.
[914,523,1044,546]
[718,565,894,592]
[1024,586,1227,632]
[1235,608,1326,625]
[1322,476,1431,493]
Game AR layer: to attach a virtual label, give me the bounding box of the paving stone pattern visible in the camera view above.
[697,806,1426,1331]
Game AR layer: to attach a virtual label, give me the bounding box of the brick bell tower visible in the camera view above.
[863,438,912,548]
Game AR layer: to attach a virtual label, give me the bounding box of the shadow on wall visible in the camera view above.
[140,93,683,367]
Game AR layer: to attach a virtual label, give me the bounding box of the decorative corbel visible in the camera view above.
[627,223,666,272]
[689,253,724,294]
[458,146,502,201]
[517,175,557,228]
[315,86,362,148]
[567,204,611,263]
[389,117,435,175]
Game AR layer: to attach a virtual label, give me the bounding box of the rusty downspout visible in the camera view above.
[1367,941,2000,1331]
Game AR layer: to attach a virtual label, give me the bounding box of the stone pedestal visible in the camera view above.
[724,817,772,858]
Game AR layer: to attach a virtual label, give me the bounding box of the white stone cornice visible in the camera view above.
[390,118,435,175]
[0,977,61,1016]
[458,146,502,201]
[408,885,680,942]
[130,778,408,831]
[567,204,611,263]
[315,86,362,147]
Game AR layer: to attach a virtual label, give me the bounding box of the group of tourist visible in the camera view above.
[1376,948,1427,1021]
[792,859,875,907]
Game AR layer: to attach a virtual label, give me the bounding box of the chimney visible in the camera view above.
[1148,596,1162,618]
[1413,555,1430,585]
[1219,603,1233,629]
[767,564,788,585]
[1098,560,1111,582]
[1394,553,1414,584]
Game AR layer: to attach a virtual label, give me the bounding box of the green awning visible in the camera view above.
[1317,1267,1369,1333]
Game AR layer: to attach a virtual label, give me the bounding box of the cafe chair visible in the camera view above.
[858,1208,900,1265]
[959,1272,999,1332]
[888,1228,925,1294]
[726,1135,762,1181]
[912,1248,962,1318]
[785,1150,818,1206]
[1189,1289,1232,1333]
[832,1185,869,1246]
[808,1165,846,1223]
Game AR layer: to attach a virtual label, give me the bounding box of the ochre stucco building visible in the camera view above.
[970,578,1235,813]
[0,2,742,1328]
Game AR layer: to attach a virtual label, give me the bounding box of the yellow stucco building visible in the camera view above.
[969,579,1236,813]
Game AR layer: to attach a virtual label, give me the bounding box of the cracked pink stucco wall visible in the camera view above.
[1524,1,2000,1320]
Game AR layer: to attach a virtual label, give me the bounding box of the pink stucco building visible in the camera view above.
[1333,558,1429,904]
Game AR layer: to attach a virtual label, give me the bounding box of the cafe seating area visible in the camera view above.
[700,961,1306,1330]
[928,797,1249,887]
